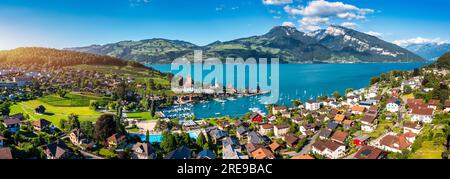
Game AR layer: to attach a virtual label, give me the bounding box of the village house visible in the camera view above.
[269,142,281,152]
[209,128,228,144]
[132,142,157,159]
[427,99,440,110]
[347,95,359,105]
[250,112,263,123]
[43,140,73,159]
[274,124,289,138]
[217,121,230,130]
[197,149,216,159]
[311,140,346,159]
[377,132,415,153]
[0,147,13,159]
[402,121,423,134]
[342,120,354,130]
[386,98,401,113]
[353,135,369,146]
[245,143,265,156]
[319,128,333,140]
[300,124,316,136]
[272,106,287,115]
[247,131,265,144]
[251,148,275,159]
[165,146,192,159]
[13,76,33,87]
[2,117,21,133]
[445,99,450,113]
[351,106,366,115]
[106,133,127,149]
[410,107,434,123]
[359,99,378,108]
[284,133,299,148]
[69,128,90,148]
[234,125,247,139]
[334,114,346,124]
[291,155,315,159]
[354,146,385,159]
[330,131,348,144]
[281,111,292,118]
[259,124,273,136]
[32,119,52,131]
[305,100,320,111]
[361,113,378,132]
[223,137,248,159]
[327,121,339,131]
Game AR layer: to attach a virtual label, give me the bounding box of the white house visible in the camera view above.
[402,121,423,134]
[386,98,401,113]
[410,107,434,123]
[377,132,415,153]
[305,100,320,111]
[259,124,273,136]
[361,114,377,132]
[311,140,346,159]
[274,124,289,138]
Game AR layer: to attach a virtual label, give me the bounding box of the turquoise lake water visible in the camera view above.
[148,63,427,119]
[136,132,199,143]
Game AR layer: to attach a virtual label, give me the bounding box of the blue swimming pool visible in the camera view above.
[137,132,199,143]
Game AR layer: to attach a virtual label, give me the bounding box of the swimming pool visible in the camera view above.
[136,131,199,143]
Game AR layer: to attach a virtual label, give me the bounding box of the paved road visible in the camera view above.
[80,150,104,159]
[297,132,320,156]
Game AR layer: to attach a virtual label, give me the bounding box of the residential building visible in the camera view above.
[274,124,289,137]
[165,146,192,159]
[132,142,157,159]
[354,146,385,159]
[311,140,346,159]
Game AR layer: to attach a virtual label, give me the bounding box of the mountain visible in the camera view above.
[0,47,148,69]
[426,52,450,69]
[405,43,450,60]
[66,25,424,64]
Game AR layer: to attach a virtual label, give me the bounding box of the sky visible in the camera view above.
[0,0,449,50]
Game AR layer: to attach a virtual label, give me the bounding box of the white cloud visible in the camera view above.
[393,37,448,47]
[263,0,293,5]
[282,21,296,27]
[284,0,374,31]
[129,0,150,7]
[340,22,357,29]
[366,31,383,37]
[298,16,329,31]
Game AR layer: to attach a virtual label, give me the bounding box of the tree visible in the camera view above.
[370,77,380,85]
[345,88,353,95]
[412,68,420,76]
[145,130,150,143]
[292,100,301,108]
[0,102,11,116]
[80,121,94,138]
[403,85,412,94]
[94,114,117,142]
[332,91,341,99]
[57,90,68,98]
[89,101,100,110]
[196,132,206,147]
[160,132,177,153]
[67,114,80,130]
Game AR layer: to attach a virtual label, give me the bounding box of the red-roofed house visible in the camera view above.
[410,107,434,123]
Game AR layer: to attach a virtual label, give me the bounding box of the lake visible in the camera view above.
[147,63,427,119]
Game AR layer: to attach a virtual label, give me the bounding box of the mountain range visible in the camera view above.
[405,43,450,60]
[66,25,424,64]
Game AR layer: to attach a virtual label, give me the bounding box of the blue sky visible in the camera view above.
[0,0,449,50]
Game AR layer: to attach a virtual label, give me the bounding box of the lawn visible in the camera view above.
[409,141,445,159]
[368,121,393,138]
[39,92,111,107]
[10,99,102,127]
[125,111,155,120]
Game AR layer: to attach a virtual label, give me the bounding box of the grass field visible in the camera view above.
[39,92,111,107]
[368,120,393,138]
[125,111,154,120]
[10,99,102,127]
[409,141,445,159]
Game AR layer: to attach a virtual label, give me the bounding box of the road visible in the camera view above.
[79,150,104,159]
[297,132,320,156]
